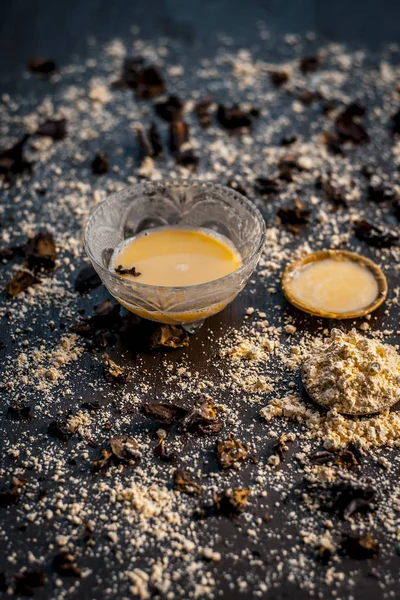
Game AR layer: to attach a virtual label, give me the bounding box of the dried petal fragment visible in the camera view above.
[217,105,259,130]
[148,325,190,350]
[213,488,250,517]
[339,534,379,558]
[47,418,73,441]
[14,570,45,595]
[6,270,41,297]
[169,120,189,153]
[140,402,187,425]
[28,57,56,75]
[91,152,109,175]
[110,436,140,461]
[195,97,213,127]
[353,219,399,248]
[335,448,358,469]
[154,430,175,462]
[74,265,102,293]
[277,199,311,233]
[25,231,57,270]
[181,397,223,434]
[53,552,81,577]
[135,66,165,99]
[270,70,289,86]
[216,433,249,469]
[0,134,33,184]
[103,354,131,384]
[299,56,321,74]
[0,477,27,507]
[173,469,202,495]
[272,433,289,462]
[335,104,369,144]
[36,119,67,140]
[255,176,280,196]
[7,403,31,421]
[155,95,184,122]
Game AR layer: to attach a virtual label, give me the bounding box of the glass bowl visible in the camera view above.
[84,180,266,328]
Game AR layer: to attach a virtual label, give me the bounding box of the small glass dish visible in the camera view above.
[84,180,266,329]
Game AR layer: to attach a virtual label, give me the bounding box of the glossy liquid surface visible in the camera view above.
[288,258,378,314]
[112,227,241,287]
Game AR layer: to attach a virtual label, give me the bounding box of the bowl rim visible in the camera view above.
[84,180,266,291]
[281,249,388,319]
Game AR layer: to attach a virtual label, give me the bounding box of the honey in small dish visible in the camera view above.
[111,226,242,323]
[282,250,387,319]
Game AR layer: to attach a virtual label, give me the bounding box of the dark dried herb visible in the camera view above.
[308,450,335,465]
[353,219,399,248]
[216,434,249,469]
[137,123,163,158]
[93,437,140,470]
[155,95,184,122]
[391,108,400,135]
[115,58,165,98]
[117,57,144,88]
[298,90,324,105]
[25,231,57,270]
[14,569,45,596]
[181,397,223,434]
[173,469,202,495]
[322,100,337,115]
[53,552,81,577]
[92,448,113,470]
[169,120,189,153]
[83,520,95,544]
[110,436,140,461]
[254,176,280,196]
[0,134,33,184]
[74,265,102,293]
[154,431,175,462]
[393,197,400,221]
[299,56,321,74]
[175,150,199,168]
[195,97,213,127]
[70,300,123,347]
[148,325,190,350]
[322,132,344,155]
[272,434,289,462]
[277,198,311,233]
[213,488,250,517]
[217,105,259,130]
[135,66,165,99]
[140,402,187,425]
[321,178,348,207]
[278,152,303,170]
[47,418,73,442]
[270,70,289,86]
[335,103,369,144]
[303,478,376,519]
[339,534,379,559]
[336,448,359,469]
[226,180,248,196]
[280,135,297,146]
[114,264,141,276]
[103,354,130,384]
[368,178,397,203]
[7,403,31,421]
[36,118,67,140]
[0,477,27,507]
[5,270,41,297]
[343,498,373,520]
[361,164,376,179]
[91,152,109,175]
[28,57,56,76]
[0,245,25,261]
[148,123,163,157]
